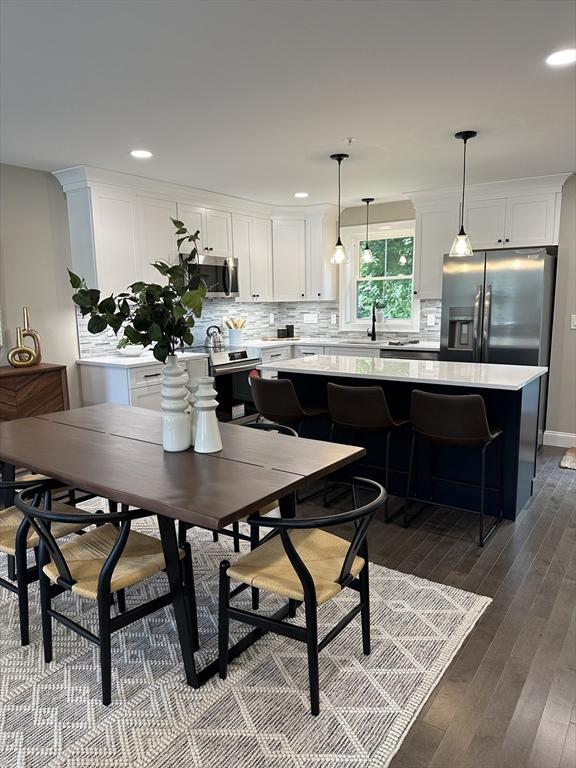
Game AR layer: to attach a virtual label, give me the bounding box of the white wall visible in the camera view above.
[0,163,81,407]
[341,199,415,227]
[547,174,576,440]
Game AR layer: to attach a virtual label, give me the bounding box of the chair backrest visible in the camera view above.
[15,481,150,591]
[410,389,493,444]
[327,382,395,429]
[250,377,306,422]
[247,477,386,595]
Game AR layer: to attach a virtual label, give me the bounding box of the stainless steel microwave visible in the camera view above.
[192,254,239,298]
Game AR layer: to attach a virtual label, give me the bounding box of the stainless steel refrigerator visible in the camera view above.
[440,247,557,441]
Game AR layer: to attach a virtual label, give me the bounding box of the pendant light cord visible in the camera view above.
[365,199,369,242]
[460,138,468,230]
[337,158,342,236]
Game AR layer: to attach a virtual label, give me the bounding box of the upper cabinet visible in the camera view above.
[272,219,306,301]
[232,214,273,302]
[134,196,178,281]
[176,204,232,258]
[305,214,338,301]
[411,175,569,300]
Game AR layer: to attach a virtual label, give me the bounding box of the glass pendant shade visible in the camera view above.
[449,228,474,258]
[332,239,348,264]
[399,254,407,265]
[362,246,374,263]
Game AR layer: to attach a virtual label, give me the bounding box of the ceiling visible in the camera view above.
[1,0,575,207]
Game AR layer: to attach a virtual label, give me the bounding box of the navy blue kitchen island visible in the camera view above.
[258,355,548,521]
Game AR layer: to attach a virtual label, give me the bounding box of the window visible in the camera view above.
[356,236,414,320]
[339,220,419,332]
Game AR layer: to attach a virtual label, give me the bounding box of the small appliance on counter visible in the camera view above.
[204,325,224,351]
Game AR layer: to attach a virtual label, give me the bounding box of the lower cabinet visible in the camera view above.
[78,356,209,410]
[324,345,381,358]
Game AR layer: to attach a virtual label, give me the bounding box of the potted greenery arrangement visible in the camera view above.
[69,228,207,452]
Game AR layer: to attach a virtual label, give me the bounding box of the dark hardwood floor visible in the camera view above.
[312,446,576,768]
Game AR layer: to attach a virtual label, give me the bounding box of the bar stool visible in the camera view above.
[250,376,326,436]
[327,383,409,521]
[404,389,503,546]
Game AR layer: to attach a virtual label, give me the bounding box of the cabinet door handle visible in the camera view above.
[143,373,162,379]
[505,238,510,243]
[317,292,321,297]
[302,352,315,355]
[497,239,502,243]
[270,353,283,358]
[301,293,305,297]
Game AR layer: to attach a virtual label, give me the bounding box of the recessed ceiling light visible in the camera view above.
[294,192,309,199]
[130,149,153,159]
[546,48,576,67]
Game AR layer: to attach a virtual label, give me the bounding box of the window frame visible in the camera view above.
[338,220,420,333]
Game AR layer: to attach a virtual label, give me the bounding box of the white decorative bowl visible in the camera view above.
[117,346,144,357]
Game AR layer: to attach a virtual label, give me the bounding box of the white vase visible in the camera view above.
[194,376,223,453]
[161,355,191,452]
[187,375,199,447]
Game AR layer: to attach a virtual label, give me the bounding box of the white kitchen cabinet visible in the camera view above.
[175,204,205,254]
[176,204,232,258]
[305,214,338,301]
[78,355,209,409]
[134,196,178,281]
[233,214,273,302]
[91,186,139,297]
[414,203,459,300]
[504,193,556,247]
[272,219,306,301]
[411,175,567,301]
[464,198,506,249]
[260,346,293,363]
[294,345,324,357]
[324,345,380,358]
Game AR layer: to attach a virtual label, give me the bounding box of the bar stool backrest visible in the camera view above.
[411,389,493,445]
[250,377,306,422]
[327,383,395,429]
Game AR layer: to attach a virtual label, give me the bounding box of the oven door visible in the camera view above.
[212,367,260,422]
[196,254,239,298]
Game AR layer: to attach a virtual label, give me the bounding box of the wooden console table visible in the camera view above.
[0,363,69,422]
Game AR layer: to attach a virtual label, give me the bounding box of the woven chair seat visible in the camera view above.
[227,528,365,606]
[0,501,86,556]
[43,523,183,599]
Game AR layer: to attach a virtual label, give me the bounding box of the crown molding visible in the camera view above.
[406,173,573,205]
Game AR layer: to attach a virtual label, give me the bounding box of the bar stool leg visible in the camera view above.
[384,430,392,522]
[404,433,416,528]
[249,524,260,610]
[479,442,488,546]
[232,522,241,553]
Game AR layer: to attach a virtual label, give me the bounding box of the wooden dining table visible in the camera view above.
[0,403,365,686]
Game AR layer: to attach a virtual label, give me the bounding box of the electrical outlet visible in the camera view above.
[427,313,436,327]
[303,313,319,324]
[330,313,337,325]
[269,313,275,325]
[571,314,576,330]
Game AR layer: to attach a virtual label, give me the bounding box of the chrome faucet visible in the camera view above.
[367,303,377,341]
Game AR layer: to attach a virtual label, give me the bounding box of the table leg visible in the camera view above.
[279,491,296,518]
[157,515,199,689]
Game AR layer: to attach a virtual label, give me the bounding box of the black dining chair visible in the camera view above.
[15,481,199,705]
[404,389,504,546]
[218,476,386,715]
[0,471,92,645]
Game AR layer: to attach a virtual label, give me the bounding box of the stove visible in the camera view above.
[185,346,262,421]
[186,345,262,376]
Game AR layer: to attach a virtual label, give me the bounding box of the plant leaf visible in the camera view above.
[170,218,185,228]
[87,314,108,334]
[98,296,116,314]
[152,342,170,363]
[68,269,83,289]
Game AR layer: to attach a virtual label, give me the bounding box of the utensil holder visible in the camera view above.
[228,328,243,346]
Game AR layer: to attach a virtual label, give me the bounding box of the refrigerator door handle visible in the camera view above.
[482,283,492,362]
[472,284,483,362]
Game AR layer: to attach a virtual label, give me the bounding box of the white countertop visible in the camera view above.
[258,355,547,391]
[243,336,440,352]
[77,351,208,368]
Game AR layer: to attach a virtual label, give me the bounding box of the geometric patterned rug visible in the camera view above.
[0,515,491,768]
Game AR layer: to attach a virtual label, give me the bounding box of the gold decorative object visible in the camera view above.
[7,306,42,368]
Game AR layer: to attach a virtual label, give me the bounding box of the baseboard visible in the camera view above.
[543,430,576,448]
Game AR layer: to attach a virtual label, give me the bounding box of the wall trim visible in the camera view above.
[543,430,576,448]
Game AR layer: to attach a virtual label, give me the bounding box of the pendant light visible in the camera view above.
[361,198,375,263]
[330,153,349,264]
[449,130,477,258]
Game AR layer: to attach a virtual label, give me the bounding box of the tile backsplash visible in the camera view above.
[77,299,441,357]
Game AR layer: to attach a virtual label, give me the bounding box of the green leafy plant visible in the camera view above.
[69,258,207,363]
[171,217,201,286]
